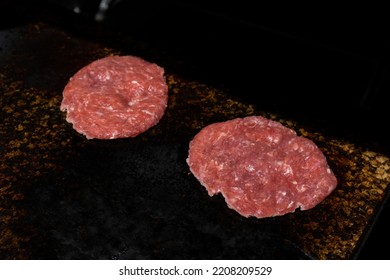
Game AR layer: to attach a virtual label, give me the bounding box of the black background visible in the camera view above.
[2,0,389,259]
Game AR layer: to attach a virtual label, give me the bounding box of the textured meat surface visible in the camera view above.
[187,116,338,218]
[60,55,168,139]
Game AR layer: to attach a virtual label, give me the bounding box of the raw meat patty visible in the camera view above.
[60,55,168,139]
[187,116,337,218]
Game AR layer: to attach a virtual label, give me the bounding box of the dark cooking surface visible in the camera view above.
[1,1,390,259]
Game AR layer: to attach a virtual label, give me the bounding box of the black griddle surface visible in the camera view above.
[22,140,309,260]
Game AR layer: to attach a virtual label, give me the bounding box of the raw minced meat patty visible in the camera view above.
[186,116,337,218]
[60,55,168,139]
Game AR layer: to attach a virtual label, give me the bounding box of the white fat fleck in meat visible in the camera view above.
[213,132,228,143]
[296,184,307,192]
[141,110,154,116]
[245,165,255,172]
[212,159,225,171]
[130,80,145,95]
[244,120,258,128]
[225,187,245,205]
[128,100,137,106]
[232,186,244,194]
[287,201,295,208]
[261,194,272,202]
[266,134,281,144]
[276,190,287,203]
[96,71,111,81]
[109,131,119,139]
[126,116,137,124]
[267,150,276,157]
[198,164,208,182]
[233,172,239,181]
[240,140,253,148]
[275,161,293,176]
[256,209,264,216]
[281,163,293,176]
[288,140,299,151]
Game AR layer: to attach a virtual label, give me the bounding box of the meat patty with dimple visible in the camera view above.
[60,55,168,139]
[186,116,337,218]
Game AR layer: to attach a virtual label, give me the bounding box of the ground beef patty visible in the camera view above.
[187,116,337,218]
[60,55,168,139]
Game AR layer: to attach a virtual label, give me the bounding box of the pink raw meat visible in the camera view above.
[60,55,168,139]
[187,116,337,218]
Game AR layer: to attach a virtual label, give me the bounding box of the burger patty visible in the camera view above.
[60,55,168,139]
[187,116,338,218]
